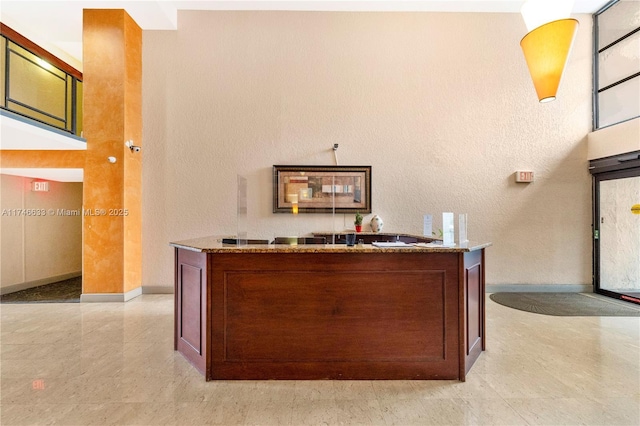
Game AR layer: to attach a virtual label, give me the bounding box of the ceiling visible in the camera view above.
[1,0,611,69]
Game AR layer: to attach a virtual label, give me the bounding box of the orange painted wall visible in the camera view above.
[123,13,143,294]
[82,10,142,295]
[0,150,85,168]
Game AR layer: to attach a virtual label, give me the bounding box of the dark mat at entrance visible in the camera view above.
[0,277,81,303]
[489,292,640,316]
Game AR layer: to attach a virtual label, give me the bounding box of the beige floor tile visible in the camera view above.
[125,401,217,426]
[408,380,462,399]
[482,369,584,399]
[119,374,184,403]
[371,380,419,399]
[114,402,180,425]
[1,294,639,426]
[290,397,339,425]
[163,352,203,378]
[378,397,480,425]
[590,396,640,425]
[1,377,74,405]
[419,398,479,425]
[331,380,377,400]
[252,380,297,403]
[243,399,294,425]
[0,403,77,426]
[60,377,128,404]
[334,398,386,425]
[293,380,338,400]
[1,342,81,361]
[175,401,232,426]
[376,397,432,424]
[444,375,505,400]
[55,402,138,425]
[462,398,528,425]
[469,351,545,375]
[0,355,82,379]
[200,399,251,425]
[505,397,615,426]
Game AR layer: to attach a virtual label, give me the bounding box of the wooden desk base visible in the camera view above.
[175,249,485,381]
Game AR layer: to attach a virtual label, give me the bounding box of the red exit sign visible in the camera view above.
[515,171,534,183]
[31,181,49,192]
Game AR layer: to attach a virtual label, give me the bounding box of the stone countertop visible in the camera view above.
[170,235,491,254]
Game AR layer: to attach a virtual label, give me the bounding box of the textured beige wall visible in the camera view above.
[142,11,593,289]
[1,174,24,287]
[588,117,640,160]
[0,174,82,290]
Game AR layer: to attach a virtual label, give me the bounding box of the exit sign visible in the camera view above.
[31,181,49,192]
[515,171,534,183]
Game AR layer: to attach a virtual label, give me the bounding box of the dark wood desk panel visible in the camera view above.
[174,248,209,377]
[211,252,459,379]
[463,249,485,376]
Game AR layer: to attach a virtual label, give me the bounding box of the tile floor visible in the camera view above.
[1,294,639,425]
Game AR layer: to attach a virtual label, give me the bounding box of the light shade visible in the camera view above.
[520,19,579,103]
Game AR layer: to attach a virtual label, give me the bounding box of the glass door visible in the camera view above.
[595,170,640,304]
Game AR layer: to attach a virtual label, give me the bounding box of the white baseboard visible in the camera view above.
[80,286,142,303]
[486,284,593,293]
[142,285,174,294]
[1,271,82,295]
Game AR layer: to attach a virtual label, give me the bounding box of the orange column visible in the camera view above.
[82,10,142,297]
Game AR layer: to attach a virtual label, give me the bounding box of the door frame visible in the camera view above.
[590,151,640,304]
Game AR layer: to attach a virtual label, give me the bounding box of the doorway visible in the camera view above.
[0,174,83,303]
[592,153,640,305]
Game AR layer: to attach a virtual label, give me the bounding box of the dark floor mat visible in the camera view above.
[489,292,640,316]
[0,277,81,303]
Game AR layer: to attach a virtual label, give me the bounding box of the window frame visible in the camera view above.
[593,0,640,130]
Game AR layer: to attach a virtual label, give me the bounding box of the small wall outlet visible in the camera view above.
[515,171,534,183]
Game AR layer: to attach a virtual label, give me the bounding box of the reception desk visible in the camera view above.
[170,235,490,381]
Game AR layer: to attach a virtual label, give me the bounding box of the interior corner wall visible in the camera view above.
[142,11,594,290]
[0,174,82,293]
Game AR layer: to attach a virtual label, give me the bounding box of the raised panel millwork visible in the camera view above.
[223,270,447,362]
[463,250,484,375]
[466,263,481,354]
[209,252,461,380]
[180,263,202,353]
[175,249,207,376]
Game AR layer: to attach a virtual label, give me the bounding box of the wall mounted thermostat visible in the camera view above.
[515,171,534,183]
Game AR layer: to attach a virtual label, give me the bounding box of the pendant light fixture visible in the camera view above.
[520,0,579,103]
